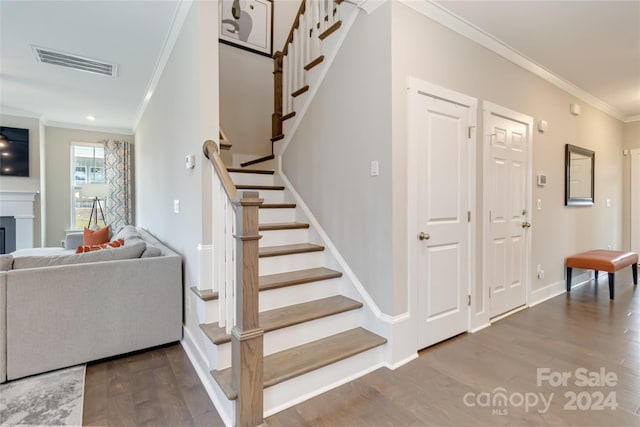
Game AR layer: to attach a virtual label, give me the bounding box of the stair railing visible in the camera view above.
[203,140,264,427]
[272,0,343,139]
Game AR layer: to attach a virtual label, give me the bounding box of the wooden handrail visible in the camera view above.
[282,0,307,56]
[204,138,264,426]
[203,140,237,200]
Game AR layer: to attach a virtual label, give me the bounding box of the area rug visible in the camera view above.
[0,365,85,426]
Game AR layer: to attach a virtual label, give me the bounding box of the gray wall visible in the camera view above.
[219,0,299,157]
[283,5,394,313]
[135,1,218,344]
[391,2,625,314]
[43,126,132,246]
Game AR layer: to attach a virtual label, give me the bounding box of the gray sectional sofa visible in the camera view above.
[0,226,182,382]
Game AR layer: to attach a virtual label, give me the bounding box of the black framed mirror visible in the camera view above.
[565,144,595,206]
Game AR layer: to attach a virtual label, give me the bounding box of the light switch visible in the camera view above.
[606,198,611,208]
[174,199,180,214]
[371,160,379,176]
[537,199,542,210]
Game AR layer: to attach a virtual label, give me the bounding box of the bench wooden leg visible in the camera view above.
[633,263,638,285]
[594,270,599,280]
[566,267,573,292]
[608,273,615,300]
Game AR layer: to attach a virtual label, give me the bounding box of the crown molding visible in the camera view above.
[400,0,630,122]
[132,0,194,132]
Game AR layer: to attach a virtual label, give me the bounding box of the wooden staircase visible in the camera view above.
[192,162,386,423]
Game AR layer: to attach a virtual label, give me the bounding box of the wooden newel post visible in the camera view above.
[232,191,264,427]
[272,51,284,139]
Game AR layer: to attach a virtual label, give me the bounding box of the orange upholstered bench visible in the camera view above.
[566,249,638,300]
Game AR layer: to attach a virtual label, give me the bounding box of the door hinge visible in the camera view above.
[468,211,471,222]
[468,125,476,139]
[468,294,471,306]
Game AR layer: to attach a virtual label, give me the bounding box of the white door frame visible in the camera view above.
[482,101,533,321]
[406,77,477,347]
[631,149,640,253]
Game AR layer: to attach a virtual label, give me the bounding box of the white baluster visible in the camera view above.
[224,201,235,334]
[217,181,226,329]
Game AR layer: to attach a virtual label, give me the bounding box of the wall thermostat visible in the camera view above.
[537,174,547,186]
[538,120,548,133]
[185,154,195,169]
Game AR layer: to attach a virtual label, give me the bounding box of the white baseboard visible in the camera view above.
[529,271,595,307]
[181,327,233,427]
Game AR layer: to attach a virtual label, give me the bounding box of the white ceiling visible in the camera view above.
[0,0,182,134]
[1,0,639,134]
[434,0,640,121]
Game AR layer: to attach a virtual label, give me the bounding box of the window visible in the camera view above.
[71,144,106,229]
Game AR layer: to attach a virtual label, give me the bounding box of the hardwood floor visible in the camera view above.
[83,270,639,426]
[82,344,225,426]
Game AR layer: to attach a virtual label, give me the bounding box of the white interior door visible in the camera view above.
[484,103,532,318]
[632,149,640,253]
[409,82,475,349]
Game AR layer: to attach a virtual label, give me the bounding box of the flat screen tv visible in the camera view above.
[0,126,29,177]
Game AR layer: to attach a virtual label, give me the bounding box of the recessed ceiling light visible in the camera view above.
[1,152,9,157]
[87,115,96,121]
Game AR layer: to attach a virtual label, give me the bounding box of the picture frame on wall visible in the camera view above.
[219,0,273,58]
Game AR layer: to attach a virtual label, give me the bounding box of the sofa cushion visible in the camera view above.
[113,225,145,246]
[84,226,110,245]
[75,238,125,254]
[12,241,146,270]
[141,245,162,258]
[0,254,12,271]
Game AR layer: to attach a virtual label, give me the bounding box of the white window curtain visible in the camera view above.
[103,140,134,230]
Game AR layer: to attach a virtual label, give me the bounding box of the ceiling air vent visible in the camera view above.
[32,46,117,77]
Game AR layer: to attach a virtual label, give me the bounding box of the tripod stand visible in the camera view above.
[87,197,106,229]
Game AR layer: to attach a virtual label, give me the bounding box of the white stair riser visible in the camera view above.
[259,251,325,276]
[263,309,360,357]
[229,172,274,186]
[259,277,342,311]
[196,298,218,324]
[260,229,310,247]
[202,333,231,370]
[204,308,360,370]
[263,346,385,416]
[259,208,296,223]
[242,189,284,203]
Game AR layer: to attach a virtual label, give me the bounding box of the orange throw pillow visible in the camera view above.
[76,238,125,254]
[83,226,110,246]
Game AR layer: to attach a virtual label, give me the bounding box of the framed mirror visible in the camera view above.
[565,144,595,206]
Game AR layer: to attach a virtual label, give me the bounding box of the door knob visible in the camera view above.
[521,222,531,229]
[418,232,430,241]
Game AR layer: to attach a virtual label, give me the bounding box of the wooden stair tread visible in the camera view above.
[211,327,387,400]
[291,85,309,98]
[240,154,275,168]
[259,222,309,231]
[190,286,218,301]
[259,267,342,291]
[259,243,324,258]
[220,142,232,150]
[227,167,274,175]
[236,184,285,191]
[261,203,296,209]
[200,295,361,346]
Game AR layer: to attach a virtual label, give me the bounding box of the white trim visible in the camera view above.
[379,311,410,324]
[352,0,385,14]
[132,0,194,131]
[181,327,233,427]
[405,77,478,345]
[469,322,491,333]
[489,304,528,323]
[399,0,630,122]
[263,360,386,418]
[45,121,133,136]
[625,115,640,123]
[385,353,419,370]
[482,101,534,320]
[528,280,567,307]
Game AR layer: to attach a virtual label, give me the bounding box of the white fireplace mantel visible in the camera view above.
[0,191,38,250]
